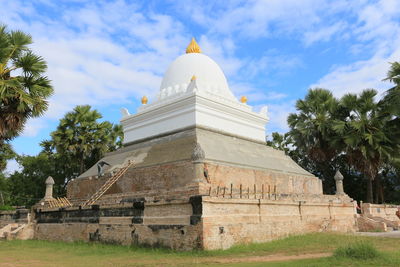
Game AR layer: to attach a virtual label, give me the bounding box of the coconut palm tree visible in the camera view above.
[0,24,53,144]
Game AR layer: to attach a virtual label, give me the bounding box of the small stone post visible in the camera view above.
[44,176,55,201]
[192,143,206,182]
[334,170,345,195]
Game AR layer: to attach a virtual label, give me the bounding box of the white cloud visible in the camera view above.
[312,53,399,98]
[303,22,348,46]
[266,102,296,133]
[172,0,353,41]
[180,0,325,38]
[1,0,190,132]
[312,0,400,97]
[230,82,287,103]
[198,35,244,77]
[1,0,400,140]
[21,118,47,137]
[244,50,303,79]
[4,160,21,176]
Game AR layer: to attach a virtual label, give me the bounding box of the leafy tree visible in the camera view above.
[4,106,123,206]
[0,172,10,205]
[0,142,15,171]
[0,24,53,145]
[7,153,58,207]
[266,132,290,153]
[41,105,123,188]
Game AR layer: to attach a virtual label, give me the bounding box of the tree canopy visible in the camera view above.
[3,105,123,206]
[41,105,123,188]
[271,73,400,203]
[0,24,53,171]
[382,61,400,116]
[0,25,53,144]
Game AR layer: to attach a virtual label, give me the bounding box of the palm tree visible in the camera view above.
[43,105,123,182]
[382,61,400,113]
[381,61,400,154]
[0,24,53,144]
[287,88,345,193]
[333,89,397,203]
[288,88,343,164]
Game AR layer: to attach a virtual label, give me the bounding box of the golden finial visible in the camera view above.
[191,75,196,81]
[186,38,201,53]
[240,96,247,103]
[141,96,148,105]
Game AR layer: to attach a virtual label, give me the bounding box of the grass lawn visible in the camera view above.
[0,233,399,266]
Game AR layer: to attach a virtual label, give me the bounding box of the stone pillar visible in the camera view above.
[44,176,55,200]
[334,170,345,195]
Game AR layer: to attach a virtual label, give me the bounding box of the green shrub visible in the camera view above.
[0,205,15,211]
[334,242,380,260]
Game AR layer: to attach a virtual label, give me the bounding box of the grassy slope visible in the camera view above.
[1,233,400,266]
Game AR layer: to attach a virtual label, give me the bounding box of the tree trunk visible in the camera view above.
[366,176,373,203]
[374,175,385,204]
[80,153,85,174]
[379,176,385,203]
[0,191,4,206]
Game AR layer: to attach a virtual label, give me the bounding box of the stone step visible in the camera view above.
[0,223,26,240]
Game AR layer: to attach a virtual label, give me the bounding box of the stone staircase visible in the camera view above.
[81,161,135,207]
[357,215,400,232]
[357,203,400,232]
[0,223,30,240]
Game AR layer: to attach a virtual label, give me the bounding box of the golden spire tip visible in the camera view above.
[191,75,196,81]
[240,96,247,103]
[141,96,148,105]
[186,37,201,54]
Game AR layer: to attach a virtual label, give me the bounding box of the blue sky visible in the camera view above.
[1,0,399,174]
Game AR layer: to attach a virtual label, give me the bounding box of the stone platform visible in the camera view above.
[32,127,357,250]
[34,194,356,250]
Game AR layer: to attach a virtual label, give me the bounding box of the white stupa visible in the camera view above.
[121,38,269,144]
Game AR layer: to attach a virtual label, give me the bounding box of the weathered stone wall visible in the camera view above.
[67,160,322,204]
[34,195,356,250]
[201,196,357,250]
[361,203,400,222]
[67,127,324,203]
[204,163,322,195]
[0,209,29,228]
[67,160,196,200]
[34,197,203,250]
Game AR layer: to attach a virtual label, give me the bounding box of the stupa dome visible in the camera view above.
[159,39,236,101]
[121,38,268,144]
